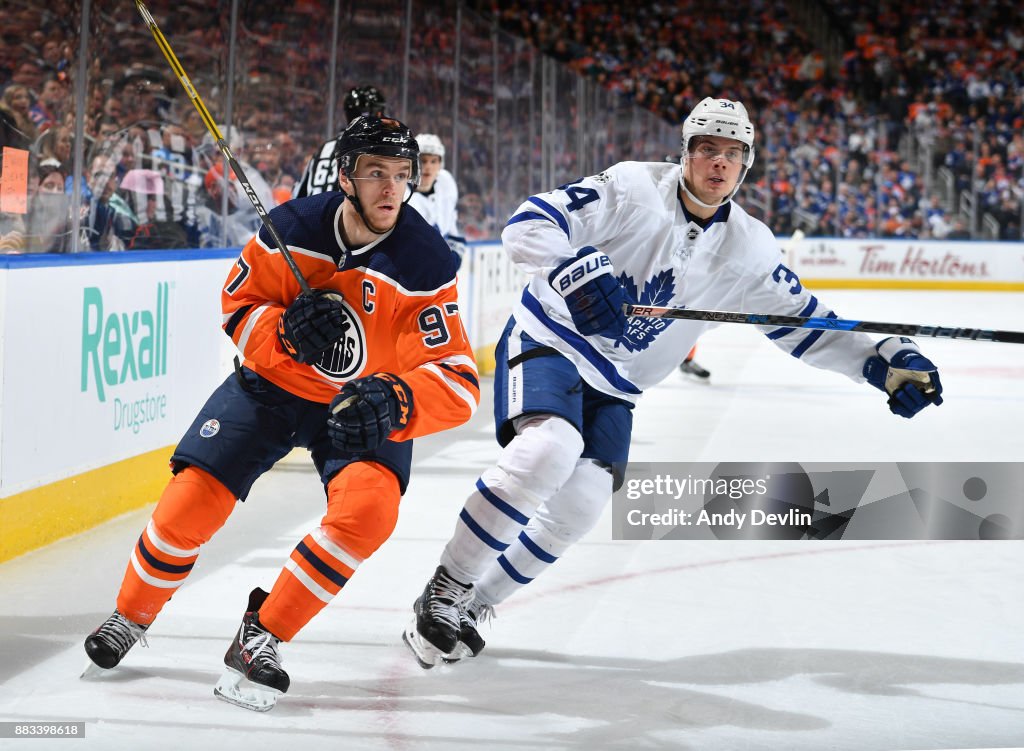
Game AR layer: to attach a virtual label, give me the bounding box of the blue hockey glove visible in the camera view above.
[863,337,943,418]
[277,290,348,364]
[548,246,626,339]
[327,373,413,452]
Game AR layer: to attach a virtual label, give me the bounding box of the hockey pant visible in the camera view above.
[440,415,612,606]
[114,462,400,641]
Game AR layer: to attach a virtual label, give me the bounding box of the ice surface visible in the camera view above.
[1,290,1021,750]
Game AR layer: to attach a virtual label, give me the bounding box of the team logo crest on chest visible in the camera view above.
[616,269,677,353]
[313,299,367,381]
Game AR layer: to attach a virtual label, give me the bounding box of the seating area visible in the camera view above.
[1,0,1021,252]
[480,0,1023,240]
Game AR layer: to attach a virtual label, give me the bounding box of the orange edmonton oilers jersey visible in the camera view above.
[221,192,479,440]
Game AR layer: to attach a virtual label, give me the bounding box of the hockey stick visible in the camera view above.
[134,0,312,295]
[624,305,1024,344]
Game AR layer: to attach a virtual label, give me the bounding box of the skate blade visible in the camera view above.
[213,668,281,712]
[678,368,711,382]
[440,642,472,665]
[401,623,446,670]
[80,660,108,679]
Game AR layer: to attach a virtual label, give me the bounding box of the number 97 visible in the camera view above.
[418,303,461,347]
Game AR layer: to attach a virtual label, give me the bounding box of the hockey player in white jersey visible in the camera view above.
[408,133,467,267]
[402,97,944,668]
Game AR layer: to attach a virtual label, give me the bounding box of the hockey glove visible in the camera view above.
[327,373,413,453]
[863,336,944,418]
[277,290,348,364]
[548,246,626,339]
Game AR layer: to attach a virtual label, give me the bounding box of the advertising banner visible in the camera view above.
[0,253,237,495]
[787,238,1024,288]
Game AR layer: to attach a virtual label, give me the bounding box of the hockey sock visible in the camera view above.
[116,467,236,625]
[474,523,571,605]
[259,462,400,641]
[476,459,611,605]
[440,416,582,584]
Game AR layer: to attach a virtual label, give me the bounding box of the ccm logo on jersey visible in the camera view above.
[550,247,612,296]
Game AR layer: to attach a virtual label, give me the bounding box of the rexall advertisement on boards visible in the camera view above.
[0,255,237,496]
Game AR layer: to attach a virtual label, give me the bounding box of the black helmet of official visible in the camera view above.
[334,115,420,188]
[343,85,387,123]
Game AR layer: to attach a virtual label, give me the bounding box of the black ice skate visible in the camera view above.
[679,357,711,380]
[83,610,149,671]
[442,596,494,664]
[402,565,474,669]
[214,587,289,712]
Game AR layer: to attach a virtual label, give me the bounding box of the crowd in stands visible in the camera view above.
[0,1,317,253]
[1,0,1022,254]
[476,0,1023,240]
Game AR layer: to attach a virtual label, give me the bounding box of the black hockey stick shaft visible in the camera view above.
[134,0,312,296]
[624,304,1024,344]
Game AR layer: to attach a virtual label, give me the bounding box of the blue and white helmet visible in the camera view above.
[680,97,756,206]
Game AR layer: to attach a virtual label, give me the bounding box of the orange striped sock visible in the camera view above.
[116,467,235,625]
[259,462,400,641]
[259,527,362,641]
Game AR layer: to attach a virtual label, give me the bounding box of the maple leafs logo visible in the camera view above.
[616,269,676,351]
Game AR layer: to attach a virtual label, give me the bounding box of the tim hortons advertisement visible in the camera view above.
[785,238,1024,287]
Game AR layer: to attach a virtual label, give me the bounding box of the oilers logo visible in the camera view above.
[313,300,367,381]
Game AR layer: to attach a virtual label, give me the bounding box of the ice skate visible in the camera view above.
[83,610,149,674]
[402,565,474,669]
[678,356,711,380]
[214,587,289,712]
[442,596,494,664]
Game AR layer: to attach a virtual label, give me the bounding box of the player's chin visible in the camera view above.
[369,206,399,230]
[702,182,728,199]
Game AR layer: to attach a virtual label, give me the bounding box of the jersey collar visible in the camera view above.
[679,197,732,230]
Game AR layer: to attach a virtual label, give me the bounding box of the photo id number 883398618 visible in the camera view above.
[0,722,86,738]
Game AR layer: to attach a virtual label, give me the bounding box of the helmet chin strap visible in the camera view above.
[342,182,391,236]
[681,177,723,210]
[679,162,747,210]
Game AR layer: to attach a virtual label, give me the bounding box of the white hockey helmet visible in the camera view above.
[680,97,756,207]
[415,133,445,167]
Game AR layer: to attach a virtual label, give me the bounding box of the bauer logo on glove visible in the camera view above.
[551,249,613,295]
[548,246,626,339]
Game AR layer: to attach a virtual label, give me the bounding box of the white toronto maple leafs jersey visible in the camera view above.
[407,169,460,238]
[504,160,878,401]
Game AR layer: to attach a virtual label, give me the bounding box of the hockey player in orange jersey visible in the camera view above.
[84,116,480,711]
